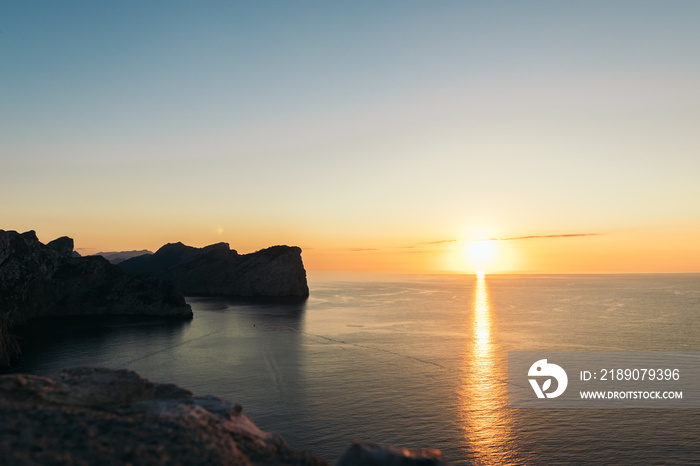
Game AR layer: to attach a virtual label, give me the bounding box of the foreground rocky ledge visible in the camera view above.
[0,368,448,465]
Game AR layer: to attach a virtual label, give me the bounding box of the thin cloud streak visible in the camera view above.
[325,234,598,253]
[337,240,457,252]
[473,233,600,242]
[422,239,458,245]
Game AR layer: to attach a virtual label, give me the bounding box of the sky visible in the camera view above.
[2,1,699,273]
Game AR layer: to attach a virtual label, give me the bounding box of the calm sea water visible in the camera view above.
[12,273,700,464]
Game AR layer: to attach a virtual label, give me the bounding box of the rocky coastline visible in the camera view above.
[0,231,447,463]
[1,230,310,368]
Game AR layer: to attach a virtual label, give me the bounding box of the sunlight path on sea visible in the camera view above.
[459,274,518,464]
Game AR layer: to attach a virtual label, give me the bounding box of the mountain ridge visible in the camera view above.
[94,249,154,264]
[119,241,309,297]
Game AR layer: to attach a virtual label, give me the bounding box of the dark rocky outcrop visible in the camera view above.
[336,440,448,466]
[0,230,192,368]
[0,230,191,322]
[0,315,20,368]
[0,367,448,465]
[120,242,310,298]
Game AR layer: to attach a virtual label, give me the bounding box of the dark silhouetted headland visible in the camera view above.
[119,241,310,298]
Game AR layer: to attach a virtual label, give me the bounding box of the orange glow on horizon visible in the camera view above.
[301,224,700,274]
[20,218,700,274]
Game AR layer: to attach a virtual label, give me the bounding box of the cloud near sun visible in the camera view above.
[473,233,599,242]
[336,233,600,252]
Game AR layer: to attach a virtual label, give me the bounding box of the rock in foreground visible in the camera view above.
[336,440,448,466]
[120,242,309,297]
[0,367,326,465]
[0,368,449,465]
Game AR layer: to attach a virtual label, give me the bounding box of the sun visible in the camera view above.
[464,240,498,274]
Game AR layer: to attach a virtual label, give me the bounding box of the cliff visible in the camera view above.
[0,230,192,368]
[0,367,448,465]
[119,242,310,298]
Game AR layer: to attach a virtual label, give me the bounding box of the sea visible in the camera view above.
[11,273,700,465]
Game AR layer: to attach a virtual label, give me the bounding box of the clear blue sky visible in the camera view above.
[2,1,699,272]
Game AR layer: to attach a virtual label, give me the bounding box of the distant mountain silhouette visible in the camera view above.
[119,242,309,298]
[95,250,153,264]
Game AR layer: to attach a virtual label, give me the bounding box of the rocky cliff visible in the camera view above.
[119,242,310,298]
[0,230,192,368]
[0,367,448,465]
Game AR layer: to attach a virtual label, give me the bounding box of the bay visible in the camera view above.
[12,273,700,464]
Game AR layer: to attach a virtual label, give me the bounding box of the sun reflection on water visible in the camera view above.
[460,273,518,464]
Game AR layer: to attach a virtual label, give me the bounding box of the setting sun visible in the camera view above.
[464,240,498,273]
